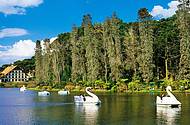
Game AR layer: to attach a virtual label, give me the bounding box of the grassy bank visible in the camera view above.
[1,81,190,93]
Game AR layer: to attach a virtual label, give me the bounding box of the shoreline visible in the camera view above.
[1,87,190,93]
[1,82,190,93]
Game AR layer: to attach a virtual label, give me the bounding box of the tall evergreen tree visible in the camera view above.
[57,33,72,82]
[35,40,43,84]
[138,8,154,82]
[51,40,63,84]
[71,26,81,82]
[124,27,139,79]
[43,39,54,84]
[154,17,180,80]
[102,20,110,83]
[104,14,122,82]
[177,0,190,80]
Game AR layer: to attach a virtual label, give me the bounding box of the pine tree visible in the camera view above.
[71,26,80,82]
[104,14,122,82]
[138,8,154,83]
[35,40,43,84]
[57,33,72,82]
[124,27,138,79]
[42,39,54,84]
[177,0,190,80]
[51,40,62,84]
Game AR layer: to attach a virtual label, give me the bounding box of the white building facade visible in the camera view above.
[0,66,28,82]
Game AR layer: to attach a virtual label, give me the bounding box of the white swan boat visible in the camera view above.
[74,87,101,105]
[156,86,181,107]
[58,90,70,95]
[38,91,50,96]
[20,85,26,92]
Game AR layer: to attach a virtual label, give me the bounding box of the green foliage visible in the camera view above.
[104,82,115,90]
[128,80,141,91]
[53,82,66,89]
[14,57,35,73]
[95,80,105,89]
[177,5,190,80]
[42,86,52,91]
[111,85,117,92]
[116,79,128,92]
[179,80,190,90]
[0,83,4,88]
[138,8,154,83]
[1,8,188,92]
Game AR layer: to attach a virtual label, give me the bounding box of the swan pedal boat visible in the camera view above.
[156,86,181,108]
[74,87,101,105]
[58,90,70,95]
[20,85,26,92]
[38,91,50,96]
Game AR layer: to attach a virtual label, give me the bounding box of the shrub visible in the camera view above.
[53,82,66,89]
[95,80,105,89]
[116,79,128,92]
[128,80,141,91]
[65,82,75,90]
[27,82,37,88]
[0,83,4,88]
[179,80,190,90]
[104,82,115,90]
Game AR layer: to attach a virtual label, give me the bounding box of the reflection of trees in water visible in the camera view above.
[74,105,99,125]
[99,94,156,125]
[157,107,181,125]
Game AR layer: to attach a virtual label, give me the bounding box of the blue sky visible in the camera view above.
[0,0,179,66]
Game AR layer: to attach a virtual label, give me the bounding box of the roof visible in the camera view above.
[1,65,17,76]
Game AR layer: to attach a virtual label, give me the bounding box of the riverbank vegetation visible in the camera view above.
[1,1,190,93]
[34,1,190,92]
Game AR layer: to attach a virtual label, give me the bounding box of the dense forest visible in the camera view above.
[33,1,190,91]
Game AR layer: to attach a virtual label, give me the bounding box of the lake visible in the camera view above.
[0,88,190,125]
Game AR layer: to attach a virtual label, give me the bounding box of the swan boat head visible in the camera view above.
[74,87,101,105]
[166,86,172,92]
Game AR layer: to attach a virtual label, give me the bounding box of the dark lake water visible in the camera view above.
[0,88,190,125]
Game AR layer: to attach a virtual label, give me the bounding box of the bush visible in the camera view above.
[95,80,105,89]
[128,80,141,91]
[65,82,75,91]
[111,85,117,92]
[27,82,37,88]
[116,79,128,92]
[53,82,66,89]
[179,80,190,90]
[0,83,4,88]
[42,86,52,91]
[104,82,115,90]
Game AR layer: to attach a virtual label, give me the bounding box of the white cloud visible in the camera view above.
[0,28,28,38]
[0,44,10,49]
[0,0,43,15]
[0,40,35,65]
[150,1,180,19]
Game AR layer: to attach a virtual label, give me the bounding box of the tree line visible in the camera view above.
[35,1,190,89]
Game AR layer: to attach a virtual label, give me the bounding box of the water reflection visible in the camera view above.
[74,105,99,125]
[157,106,181,125]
